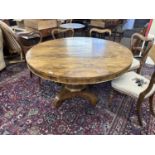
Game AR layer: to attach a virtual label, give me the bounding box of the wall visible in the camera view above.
[148,19,155,62]
[122,19,135,30]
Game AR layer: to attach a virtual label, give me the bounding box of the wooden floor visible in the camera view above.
[149,45,155,62]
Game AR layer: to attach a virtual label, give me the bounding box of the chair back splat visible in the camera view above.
[89,28,111,39]
[51,28,74,39]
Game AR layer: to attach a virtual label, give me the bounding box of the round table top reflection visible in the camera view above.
[60,23,85,29]
[26,37,133,85]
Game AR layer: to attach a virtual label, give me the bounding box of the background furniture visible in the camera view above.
[89,20,106,28]
[60,23,85,36]
[0,20,42,64]
[0,27,6,71]
[26,37,133,108]
[89,28,111,39]
[13,19,59,39]
[60,23,85,29]
[89,19,125,41]
[111,70,155,126]
[121,21,149,48]
[64,19,73,23]
[51,28,74,39]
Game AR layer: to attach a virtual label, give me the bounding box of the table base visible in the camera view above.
[53,85,98,108]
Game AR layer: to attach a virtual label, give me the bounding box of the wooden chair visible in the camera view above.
[0,20,42,87]
[89,28,111,39]
[107,20,125,42]
[0,20,42,64]
[131,33,147,56]
[129,33,154,74]
[65,19,73,23]
[51,28,74,39]
[111,69,155,126]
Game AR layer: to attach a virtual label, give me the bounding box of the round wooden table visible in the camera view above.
[26,37,133,107]
[60,23,85,29]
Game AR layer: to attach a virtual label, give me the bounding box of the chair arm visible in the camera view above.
[14,31,43,57]
[16,31,42,43]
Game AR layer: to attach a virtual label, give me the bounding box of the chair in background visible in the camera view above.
[131,33,148,56]
[89,28,111,39]
[51,28,74,39]
[0,20,42,64]
[0,20,42,87]
[120,22,149,49]
[65,19,73,23]
[110,19,126,42]
[129,33,154,73]
[111,69,155,126]
[89,20,106,29]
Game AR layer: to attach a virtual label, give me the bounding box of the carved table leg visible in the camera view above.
[30,71,33,78]
[53,85,98,108]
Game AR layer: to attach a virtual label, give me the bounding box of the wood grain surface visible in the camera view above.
[26,37,133,85]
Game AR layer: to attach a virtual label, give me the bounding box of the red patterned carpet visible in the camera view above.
[0,63,155,134]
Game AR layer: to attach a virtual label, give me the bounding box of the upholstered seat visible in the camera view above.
[0,28,6,71]
[112,71,155,99]
[129,58,140,71]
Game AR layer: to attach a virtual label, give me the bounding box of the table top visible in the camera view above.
[60,23,85,29]
[26,37,133,85]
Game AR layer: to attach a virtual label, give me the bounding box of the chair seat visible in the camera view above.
[112,71,155,99]
[129,58,140,71]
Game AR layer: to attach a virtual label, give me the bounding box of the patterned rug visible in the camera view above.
[0,63,155,135]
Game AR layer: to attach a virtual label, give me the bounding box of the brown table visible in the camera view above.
[26,37,133,107]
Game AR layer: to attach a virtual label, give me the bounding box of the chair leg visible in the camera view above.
[136,67,141,74]
[136,98,143,126]
[149,94,155,117]
[30,71,33,78]
[108,89,114,108]
[38,77,41,87]
[20,52,23,61]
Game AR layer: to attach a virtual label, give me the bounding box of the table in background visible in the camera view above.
[60,23,85,36]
